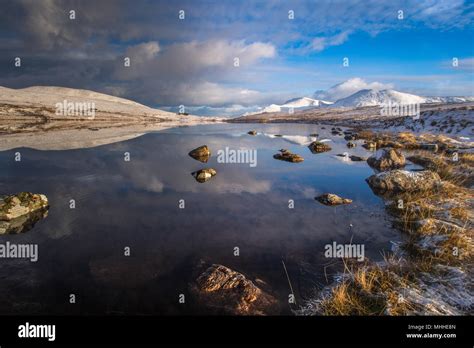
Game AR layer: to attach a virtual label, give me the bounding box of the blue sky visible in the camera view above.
[0,0,473,116]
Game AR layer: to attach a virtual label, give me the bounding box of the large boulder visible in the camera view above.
[191,168,217,183]
[189,145,211,163]
[308,141,331,154]
[315,193,352,206]
[191,264,277,315]
[273,149,304,163]
[0,192,49,234]
[0,192,48,221]
[0,209,48,234]
[366,170,441,196]
[367,148,406,171]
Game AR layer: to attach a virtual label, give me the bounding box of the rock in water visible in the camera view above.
[367,148,406,171]
[349,155,367,162]
[362,141,377,150]
[273,149,304,163]
[188,145,211,163]
[346,141,356,148]
[191,264,277,315]
[336,154,367,162]
[247,130,257,135]
[315,193,352,206]
[344,135,356,141]
[191,168,217,183]
[0,192,48,221]
[366,170,441,196]
[308,141,331,154]
[0,192,49,234]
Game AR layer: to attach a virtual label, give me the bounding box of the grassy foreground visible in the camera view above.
[299,131,473,315]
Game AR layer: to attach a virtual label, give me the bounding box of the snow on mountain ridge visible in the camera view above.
[0,85,177,117]
[243,96,333,115]
[332,89,427,107]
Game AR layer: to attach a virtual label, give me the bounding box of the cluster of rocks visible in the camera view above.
[331,127,343,136]
[365,147,440,196]
[0,192,49,234]
[188,145,217,183]
[344,134,357,141]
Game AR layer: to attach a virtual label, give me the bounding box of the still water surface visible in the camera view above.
[0,123,403,314]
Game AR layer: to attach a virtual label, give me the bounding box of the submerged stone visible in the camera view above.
[308,141,331,154]
[188,145,211,163]
[315,193,352,206]
[191,168,217,183]
[191,264,278,315]
[273,149,304,163]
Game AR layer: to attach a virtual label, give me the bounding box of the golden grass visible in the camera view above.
[408,151,472,187]
[312,131,473,316]
[317,257,422,316]
[459,152,474,167]
[450,206,470,221]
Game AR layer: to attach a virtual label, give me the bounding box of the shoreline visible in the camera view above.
[0,119,223,151]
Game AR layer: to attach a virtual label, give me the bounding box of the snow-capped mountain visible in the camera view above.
[424,96,474,103]
[239,78,474,116]
[283,96,333,108]
[332,89,427,107]
[243,97,332,115]
[313,78,394,101]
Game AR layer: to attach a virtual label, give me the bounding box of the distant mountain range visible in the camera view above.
[243,96,332,115]
[243,79,474,116]
[333,88,474,107]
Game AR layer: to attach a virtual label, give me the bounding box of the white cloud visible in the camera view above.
[116,39,276,80]
[314,78,394,101]
[125,41,160,62]
[310,31,351,52]
[113,39,277,106]
[171,82,263,106]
